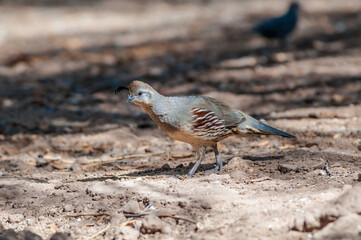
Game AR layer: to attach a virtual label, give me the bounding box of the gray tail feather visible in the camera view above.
[257,121,295,138]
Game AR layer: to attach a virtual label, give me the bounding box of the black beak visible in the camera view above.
[114,86,128,94]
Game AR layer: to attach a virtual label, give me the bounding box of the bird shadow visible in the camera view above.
[76,154,284,181]
[80,157,235,179]
[242,155,285,161]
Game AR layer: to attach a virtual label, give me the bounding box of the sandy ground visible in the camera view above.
[0,0,361,239]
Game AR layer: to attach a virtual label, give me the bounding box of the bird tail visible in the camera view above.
[236,114,295,138]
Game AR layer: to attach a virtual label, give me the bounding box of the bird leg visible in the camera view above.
[187,147,206,178]
[204,145,223,174]
[279,38,288,50]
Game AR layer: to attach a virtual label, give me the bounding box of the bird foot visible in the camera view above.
[204,165,222,174]
[187,172,196,178]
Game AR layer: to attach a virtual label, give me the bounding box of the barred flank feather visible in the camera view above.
[191,108,232,140]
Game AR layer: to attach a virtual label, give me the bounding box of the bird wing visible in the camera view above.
[188,96,246,129]
[254,16,283,34]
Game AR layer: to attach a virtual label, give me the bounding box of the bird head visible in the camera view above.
[115,81,158,107]
[289,2,300,13]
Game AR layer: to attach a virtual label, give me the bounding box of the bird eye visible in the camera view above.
[138,91,143,96]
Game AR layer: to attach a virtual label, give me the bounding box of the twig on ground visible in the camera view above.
[114,163,126,170]
[124,213,147,218]
[86,152,165,165]
[324,162,333,177]
[87,223,111,240]
[168,152,195,159]
[245,176,271,184]
[64,213,109,218]
[123,203,153,219]
[123,212,197,224]
[96,214,107,224]
[158,213,197,224]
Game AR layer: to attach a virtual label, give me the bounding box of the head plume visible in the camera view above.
[114,86,128,94]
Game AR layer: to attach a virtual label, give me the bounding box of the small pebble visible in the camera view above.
[123,200,141,214]
[176,164,184,169]
[278,164,299,173]
[50,232,74,240]
[141,215,163,234]
[8,214,25,223]
[212,180,221,184]
[63,204,73,212]
[116,226,139,239]
[200,201,212,209]
[161,225,172,234]
[111,213,126,225]
[246,168,255,173]
[178,201,187,208]
[161,163,171,170]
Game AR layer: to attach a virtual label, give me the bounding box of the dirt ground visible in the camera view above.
[0,0,361,239]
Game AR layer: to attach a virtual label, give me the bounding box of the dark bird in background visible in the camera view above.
[253,2,299,46]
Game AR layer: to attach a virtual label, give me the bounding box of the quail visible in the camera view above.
[116,81,294,177]
[253,2,299,42]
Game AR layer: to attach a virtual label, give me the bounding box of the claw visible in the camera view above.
[204,165,221,174]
